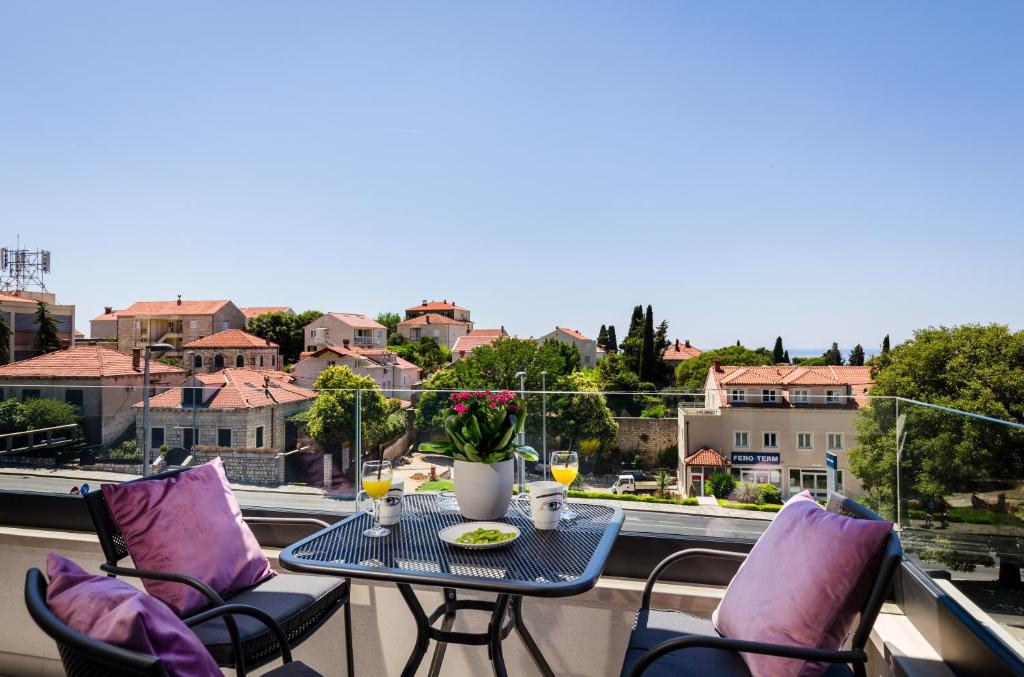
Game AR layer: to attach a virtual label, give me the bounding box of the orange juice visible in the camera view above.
[362,478,392,498]
[551,466,578,487]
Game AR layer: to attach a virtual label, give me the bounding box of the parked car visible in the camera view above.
[611,474,661,495]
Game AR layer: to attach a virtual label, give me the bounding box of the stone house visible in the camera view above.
[136,368,315,453]
[116,297,246,357]
[0,290,76,363]
[0,345,184,446]
[538,327,602,368]
[292,345,420,393]
[404,299,472,324]
[182,329,281,374]
[303,313,386,352]
[396,313,470,351]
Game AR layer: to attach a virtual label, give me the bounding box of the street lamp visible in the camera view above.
[540,371,548,480]
[515,371,527,495]
[142,343,174,477]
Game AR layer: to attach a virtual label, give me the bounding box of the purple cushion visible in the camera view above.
[713,491,892,677]
[46,553,221,676]
[102,457,275,616]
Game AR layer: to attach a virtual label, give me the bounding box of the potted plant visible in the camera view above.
[419,391,537,520]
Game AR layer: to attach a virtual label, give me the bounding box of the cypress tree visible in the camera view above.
[772,337,785,364]
[606,325,618,354]
[639,305,657,381]
[32,301,62,356]
[882,335,891,355]
[622,305,645,372]
[624,306,644,345]
[597,324,609,351]
[654,319,669,356]
[783,349,790,364]
[823,342,844,366]
[848,344,865,366]
[736,340,741,347]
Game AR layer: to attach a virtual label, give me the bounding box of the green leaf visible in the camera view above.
[462,441,482,462]
[514,445,539,462]
[418,441,453,455]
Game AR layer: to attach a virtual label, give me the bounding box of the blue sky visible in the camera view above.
[2,2,1021,353]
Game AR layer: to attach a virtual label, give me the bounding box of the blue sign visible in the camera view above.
[825,452,838,470]
[731,452,781,465]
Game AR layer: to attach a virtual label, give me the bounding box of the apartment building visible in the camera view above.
[182,329,281,374]
[116,298,246,356]
[303,313,386,352]
[678,363,874,500]
[451,327,508,361]
[89,307,121,340]
[0,345,184,446]
[292,345,420,392]
[137,369,314,453]
[396,313,471,351]
[405,299,472,324]
[0,291,76,362]
[538,326,602,367]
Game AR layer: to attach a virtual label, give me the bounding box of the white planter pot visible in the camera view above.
[453,458,514,520]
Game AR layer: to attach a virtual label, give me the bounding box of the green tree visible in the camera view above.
[23,398,79,430]
[248,310,322,364]
[375,312,401,339]
[882,334,891,355]
[823,342,844,366]
[848,344,866,366]
[621,305,645,371]
[307,366,397,452]
[32,301,62,355]
[595,353,651,415]
[654,319,670,357]
[783,349,790,364]
[597,325,609,351]
[547,371,619,461]
[674,344,774,393]
[0,314,11,365]
[849,325,1024,519]
[773,337,785,364]
[0,400,26,434]
[605,325,618,354]
[391,336,449,373]
[639,305,657,382]
[793,355,828,366]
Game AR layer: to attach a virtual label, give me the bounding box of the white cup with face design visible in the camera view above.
[526,481,564,530]
[357,479,404,526]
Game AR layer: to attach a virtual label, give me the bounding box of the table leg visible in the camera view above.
[426,588,457,677]
[487,595,512,677]
[397,583,431,677]
[512,596,556,677]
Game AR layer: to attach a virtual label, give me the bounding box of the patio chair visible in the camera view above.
[24,567,323,677]
[622,493,903,677]
[83,466,353,676]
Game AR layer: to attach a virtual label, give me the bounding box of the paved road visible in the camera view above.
[2,473,770,540]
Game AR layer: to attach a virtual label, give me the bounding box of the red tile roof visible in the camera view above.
[405,300,467,313]
[143,368,314,410]
[662,340,702,362]
[240,306,293,319]
[710,365,875,407]
[183,329,279,349]
[684,447,730,467]
[307,346,419,371]
[327,313,386,330]
[452,334,502,354]
[552,327,590,341]
[91,309,121,322]
[120,300,233,317]
[467,328,507,337]
[0,291,40,305]
[0,345,184,379]
[398,313,468,327]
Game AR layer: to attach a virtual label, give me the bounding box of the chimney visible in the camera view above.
[713,360,722,372]
[500,325,505,334]
[685,339,691,348]
[426,315,431,324]
[675,339,680,349]
[176,294,182,306]
[342,339,350,347]
[104,306,113,314]
[132,348,141,371]
[422,299,427,306]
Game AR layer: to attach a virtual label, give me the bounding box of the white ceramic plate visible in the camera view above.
[438,522,521,550]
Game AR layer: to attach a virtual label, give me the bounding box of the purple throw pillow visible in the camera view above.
[713,491,892,677]
[102,457,275,616]
[45,553,221,677]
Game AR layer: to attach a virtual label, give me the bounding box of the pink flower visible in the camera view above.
[452,403,468,414]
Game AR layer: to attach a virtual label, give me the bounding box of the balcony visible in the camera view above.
[0,385,1022,675]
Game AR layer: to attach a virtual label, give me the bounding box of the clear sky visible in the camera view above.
[2,2,1021,353]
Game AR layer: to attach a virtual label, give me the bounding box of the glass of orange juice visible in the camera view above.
[361,460,393,537]
[550,451,579,520]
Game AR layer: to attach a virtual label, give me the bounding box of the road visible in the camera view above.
[1,472,771,540]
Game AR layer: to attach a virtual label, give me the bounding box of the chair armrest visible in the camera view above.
[184,603,293,665]
[628,634,867,677]
[243,516,331,529]
[642,549,748,608]
[99,563,225,607]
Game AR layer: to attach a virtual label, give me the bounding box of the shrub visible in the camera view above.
[22,398,78,430]
[757,483,783,505]
[0,400,26,434]
[656,445,679,469]
[706,472,736,499]
[733,481,760,504]
[107,440,141,460]
[718,500,783,513]
[640,403,668,418]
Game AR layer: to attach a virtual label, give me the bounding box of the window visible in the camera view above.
[826,389,840,404]
[193,355,203,369]
[827,433,844,450]
[792,389,809,404]
[236,354,245,368]
[734,431,749,449]
[433,329,440,338]
[763,432,778,448]
[182,387,204,407]
[221,321,229,330]
[189,320,198,330]
[64,389,84,411]
[214,354,225,369]
[762,389,778,403]
[271,355,276,367]
[258,355,264,367]
[183,427,199,449]
[218,428,232,447]
[733,467,783,486]
[729,389,745,403]
[789,468,843,500]
[797,432,813,449]
[22,389,41,402]
[255,426,264,448]
[134,320,141,331]
[151,427,165,449]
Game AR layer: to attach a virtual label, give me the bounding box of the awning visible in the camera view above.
[683,447,730,467]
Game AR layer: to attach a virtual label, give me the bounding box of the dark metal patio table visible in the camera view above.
[279,493,624,677]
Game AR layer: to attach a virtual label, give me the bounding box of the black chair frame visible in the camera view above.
[83,465,353,676]
[629,493,904,677]
[25,567,299,677]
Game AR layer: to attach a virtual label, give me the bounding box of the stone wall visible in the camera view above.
[611,417,678,464]
[185,345,280,373]
[191,447,285,485]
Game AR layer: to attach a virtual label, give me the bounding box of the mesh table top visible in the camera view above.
[280,493,624,597]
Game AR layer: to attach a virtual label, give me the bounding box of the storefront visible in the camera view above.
[682,447,731,497]
[729,452,783,491]
[788,467,844,500]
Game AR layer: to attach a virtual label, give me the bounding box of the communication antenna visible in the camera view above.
[0,235,51,293]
